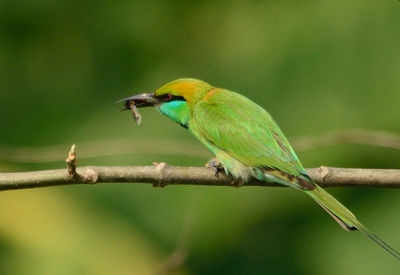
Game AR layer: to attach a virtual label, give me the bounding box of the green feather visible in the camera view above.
[188,87,400,260]
[151,79,400,261]
[190,89,308,187]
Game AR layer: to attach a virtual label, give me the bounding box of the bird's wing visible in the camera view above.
[191,89,310,187]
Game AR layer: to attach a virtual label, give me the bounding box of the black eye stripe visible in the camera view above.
[171,95,185,101]
[156,94,186,102]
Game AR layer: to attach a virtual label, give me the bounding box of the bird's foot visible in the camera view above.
[231,178,245,188]
[153,162,167,168]
[205,158,224,176]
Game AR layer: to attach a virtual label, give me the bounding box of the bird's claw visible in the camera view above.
[153,162,167,169]
[231,178,245,188]
[205,158,224,176]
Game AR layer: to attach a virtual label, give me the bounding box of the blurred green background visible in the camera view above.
[1,0,400,274]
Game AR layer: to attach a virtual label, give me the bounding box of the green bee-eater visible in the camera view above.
[119,78,399,260]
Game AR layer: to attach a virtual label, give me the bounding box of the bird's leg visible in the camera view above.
[205,157,224,176]
[231,178,245,188]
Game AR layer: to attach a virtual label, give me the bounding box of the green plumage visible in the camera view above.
[122,78,400,261]
[190,89,308,186]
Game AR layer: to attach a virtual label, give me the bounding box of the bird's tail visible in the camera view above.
[306,185,400,261]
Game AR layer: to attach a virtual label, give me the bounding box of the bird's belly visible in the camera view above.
[214,151,254,181]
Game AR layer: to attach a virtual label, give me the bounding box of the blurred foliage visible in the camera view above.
[1,0,400,274]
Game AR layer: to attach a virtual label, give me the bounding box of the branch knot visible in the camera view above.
[319,166,330,182]
[83,168,98,184]
[153,162,168,187]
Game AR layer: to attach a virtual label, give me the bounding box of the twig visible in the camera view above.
[156,201,196,274]
[66,144,77,177]
[1,144,400,191]
[292,128,400,151]
[1,129,400,163]
[1,164,400,191]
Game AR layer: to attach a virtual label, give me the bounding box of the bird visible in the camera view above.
[118,78,400,260]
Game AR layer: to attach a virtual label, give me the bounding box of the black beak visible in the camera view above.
[117,93,160,110]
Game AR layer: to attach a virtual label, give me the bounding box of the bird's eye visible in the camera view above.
[156,93,185,102]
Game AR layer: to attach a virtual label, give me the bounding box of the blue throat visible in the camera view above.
[157,101,190,129]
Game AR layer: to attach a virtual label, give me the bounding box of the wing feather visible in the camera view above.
[191,89,305,177]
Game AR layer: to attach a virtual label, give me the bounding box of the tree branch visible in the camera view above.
[2,164,400,191]
[1,145,400,191]
[2,129,400,164]
[292,128,400,151]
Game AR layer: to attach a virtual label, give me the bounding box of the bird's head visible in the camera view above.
[118,78,213,110]
[118,78,213,127]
